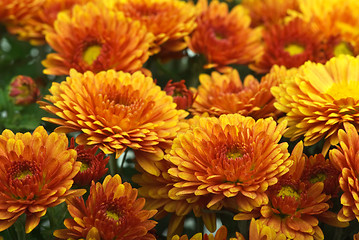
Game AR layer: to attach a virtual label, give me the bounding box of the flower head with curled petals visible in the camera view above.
[111,0,197,55]
[272,55,359,155]
[42,2,155,75]
[186,0,262,69]
[0,126,85,233]
[330,123,359,222]
[167,114,291,215]
[0,0,43,24]
[54,174,157,240]
[39,69,187,176]
[191,66,290,120]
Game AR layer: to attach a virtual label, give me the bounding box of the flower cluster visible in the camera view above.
[2,0,359,239]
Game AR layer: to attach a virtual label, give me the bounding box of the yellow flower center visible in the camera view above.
[79,162,89,173]
[334,42,353,56]
[284,43,305,56]
[326,81,359,100]
[310,173,326,184]
[106,210,120,221]
[277,186,300,200]
[15,169,33,180]
[83,45,102,65]
[226,151,243,159]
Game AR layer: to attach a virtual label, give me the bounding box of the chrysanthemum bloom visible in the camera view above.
[164,80,196,110]
[7,0,91,46]
[186,0,262,69]
[191,66,290,120]
[250,18,325,74]
[171,225,243,240]
[167,114,292,216]
[39,69,187,176]
[247,218,287,240]
[272,55,359,154]
[54,174,157,240]
[241,0,299,27]
[42,2,155,76]
[69,138,109,186]
[329,123,359,222]
[8,75,40,105]
[0,0,43,24]
[291,0,359,56]
[301,153,340,197]
[112,0,197,55]
[0,126,85,233]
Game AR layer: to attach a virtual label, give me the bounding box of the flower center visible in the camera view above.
[83,45,102,65]
[326,81,359,100]
[79,162,89,173]
[226,150,243,160]
[310,173,326,184]
[106,210,120,221]
[277,186,300,200]
[284,43,305,56]
[334,42,353,56]
[15,169,33,180]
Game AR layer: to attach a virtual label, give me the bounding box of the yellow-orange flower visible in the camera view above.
[7,0,91,45]
[42,2,154,75]
[329,123,359,222]
[0,126,85,233]
[186,0,262,69]
[191,66,289,120]
[112,0,197,55]
[241,0,299,27]
[167,114,291,215]
[272,55,359,155]
[54,174,157,240]
[39,69,187,176]
[171,226,243,240]
[250,18,325,74]
[248,218,287,240]
[0,0,43,24]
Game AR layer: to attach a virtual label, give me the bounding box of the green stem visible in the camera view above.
[119,149,128,171]
[109,154,119,176]
[195,216,204,234]
[14,214,26,240]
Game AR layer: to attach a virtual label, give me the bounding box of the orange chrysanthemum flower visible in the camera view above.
[272,55,359,154]
[191,66,290,120]
[69,138,109,187]
[0,126,85,233]
[112,0,197,55]
[171,226,243,240]
[164,80,196,110]
[42,2,155,75]
[186,0,262,69]
[39,69,187,176]
[54,174,157,240]
[0,0,43,24]
[248,218,287,240]
[241,0,299,27]
[7,0,90,45]
[329,123,359,222]
[167,114,291,215]
[250,18,325,74]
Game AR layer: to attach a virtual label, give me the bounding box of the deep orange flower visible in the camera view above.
[250,18,325,74]
[9,75,40,105]
[241,0,299,27]
[191,66,290,120]
[186,0,262,69]
[69,137,109,187]
[171,226,243,240]
[39,69,187,176]
[272,55,359,154]
[0,126,85,233]
[329,123,359,222]
[247,218,287,240]
[164,80,196,110]
[53,174,157,240]
[167,114,291,215]
[42,2,155,75]
[0,0,43,24]
[112,0,197,55]
[7,0,90,45]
